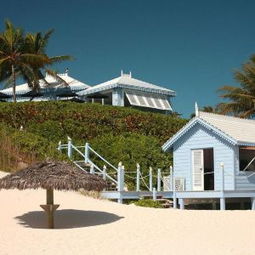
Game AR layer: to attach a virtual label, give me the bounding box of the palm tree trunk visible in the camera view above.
[11,64,16,103]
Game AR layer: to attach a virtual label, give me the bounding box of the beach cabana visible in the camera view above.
[0,71,90,102]
[78,72,175,112]
[162,107,255,209]
[0,160,107,228]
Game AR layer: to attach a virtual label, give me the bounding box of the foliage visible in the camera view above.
[134,199,163,208]
[90,133,172,190]
[0,101,187,143]
[0,102,187,175]
[0,122,66,172]
[11,130,66,160]
[217,55,255,118]
[0,20,71,102]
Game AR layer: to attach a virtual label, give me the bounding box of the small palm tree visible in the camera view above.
[23,30,72,91]
[0,21,72,102]
[0,21,47,102]
[217,57,255,118]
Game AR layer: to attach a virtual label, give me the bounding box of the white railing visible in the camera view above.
[57,137,175,193]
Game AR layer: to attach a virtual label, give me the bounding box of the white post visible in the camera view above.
[90,164,95,174]
[220,162,225,191]
[157,168,161,192]
[170,166,173,191]
[121,165,125,190]
[57,141,62,151]
[103,165,107,181]
[179,198,185,209]
[136,163,140,192]
[67,137,72,158]
[149,167,153,192]
[85,142,89,164]
[220,162,225,210]
[102,98,105,105]
[117,162,124,192]
[152,187,157,201]
[117,162,122,203]
[220,198,226,210]
[172,166,177,209]
[251,198,255,210]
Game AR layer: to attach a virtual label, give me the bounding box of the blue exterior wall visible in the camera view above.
[173,123,235,191]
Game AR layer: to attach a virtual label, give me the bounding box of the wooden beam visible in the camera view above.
[40,189,59,229]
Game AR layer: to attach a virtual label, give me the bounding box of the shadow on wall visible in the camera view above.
[15,209,124,229]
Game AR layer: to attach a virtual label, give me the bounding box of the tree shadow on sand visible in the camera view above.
[15,209,124,229]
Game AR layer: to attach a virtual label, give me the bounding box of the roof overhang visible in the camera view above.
[78,83,175,97]
[162,117,239,152]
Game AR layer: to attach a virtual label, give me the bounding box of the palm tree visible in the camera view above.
[0,21,47,102]
[217,56,255,118]
[23,30,72,91]
[0,21,72,102]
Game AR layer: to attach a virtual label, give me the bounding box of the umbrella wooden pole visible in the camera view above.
[40,189,59,229]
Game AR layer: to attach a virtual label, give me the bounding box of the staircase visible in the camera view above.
[58,138,119,191]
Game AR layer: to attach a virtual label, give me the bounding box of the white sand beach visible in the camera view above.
[0,171,254,255]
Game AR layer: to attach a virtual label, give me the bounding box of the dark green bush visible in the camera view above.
[90,132,172,190]
[0,101,187,143]
[0,101,186,175]
[11,130,66,160]
[134,199,163,208]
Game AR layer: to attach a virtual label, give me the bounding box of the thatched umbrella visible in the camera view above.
[0,160,107,228]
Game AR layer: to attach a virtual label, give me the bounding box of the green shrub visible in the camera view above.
[0,101,186,175]
[11,130,66,160]
[0,101,187,143]
[90,132,172,190]
[134,199,163,208]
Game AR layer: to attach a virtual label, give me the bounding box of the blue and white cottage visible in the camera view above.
[78,71,175,112]
[162,106,255,210]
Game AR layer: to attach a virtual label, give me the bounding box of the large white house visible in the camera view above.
[0,71,90,102]
[0,71,176,112]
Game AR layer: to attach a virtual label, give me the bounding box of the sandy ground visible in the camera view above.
[0,171,254,255]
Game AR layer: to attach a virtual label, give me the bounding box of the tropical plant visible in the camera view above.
[217,56,255,118]
[0,20,71,102]
[0,21,47,102]
[23,30,72,91]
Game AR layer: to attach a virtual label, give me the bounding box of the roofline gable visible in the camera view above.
[162,117,238,151]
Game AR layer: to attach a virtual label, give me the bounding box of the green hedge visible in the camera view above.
[0,101,187,143]
[0,102,187,174]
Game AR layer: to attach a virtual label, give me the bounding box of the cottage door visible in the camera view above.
[192,150,204,191]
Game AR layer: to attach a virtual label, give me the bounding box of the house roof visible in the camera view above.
[78,73,175,96]
[162,111,255,151]
[0,72,90,96]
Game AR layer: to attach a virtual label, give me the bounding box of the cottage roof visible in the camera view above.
[0,72,90,96]
[78,73,175,96]
[162,111,255,151]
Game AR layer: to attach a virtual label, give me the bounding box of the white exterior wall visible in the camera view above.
[173,123,235,191]
[112,88,124,106]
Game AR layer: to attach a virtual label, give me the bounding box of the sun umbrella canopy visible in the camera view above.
[0,160,107,229]
[0,160,107,192]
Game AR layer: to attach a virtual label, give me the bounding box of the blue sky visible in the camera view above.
[1,0,255,117]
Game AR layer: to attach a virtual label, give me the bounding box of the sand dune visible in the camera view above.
[0,171,254,255]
